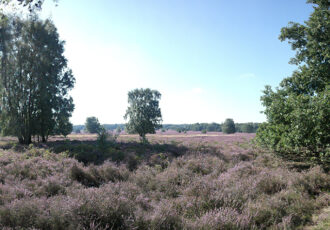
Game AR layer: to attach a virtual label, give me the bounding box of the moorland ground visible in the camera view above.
[0,131,329,229]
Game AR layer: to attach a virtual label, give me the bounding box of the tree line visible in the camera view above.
[75,120,260,134]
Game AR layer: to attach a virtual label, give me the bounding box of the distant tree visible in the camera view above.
[201,129,207,134]
[124,88,162,143]
[97,127,109,153]
[115,126,122,134]
[222,119,236,134]
[85,117,101,134]
[54,117,73,137]
[0,15,75,144]
[207,122,221,132]
[256,0,329,164]
[241,123,254,133]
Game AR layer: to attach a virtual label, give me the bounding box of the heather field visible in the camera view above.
[0,132,329,230]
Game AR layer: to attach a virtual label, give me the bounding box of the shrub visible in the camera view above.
[149,200,184,230]
[188,207,252,230]
[70,164,100,187]
[0,134,329,229]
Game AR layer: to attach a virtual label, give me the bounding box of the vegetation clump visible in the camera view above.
[222,118,236,134]
[124,88,162,143]
[0,15,75,144]
[0,135,328,230]
[256,0,330,166]
[85,116,102,134]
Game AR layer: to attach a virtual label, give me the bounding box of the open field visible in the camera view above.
[0,132,329,229]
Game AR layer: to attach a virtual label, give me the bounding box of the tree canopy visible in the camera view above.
[0,0,58,12]
[256,0,329,164]
[124,88,162,143]
[241,123,254,133]
[85,117,101,134]
[222,118,236,134]
[0,15,74,143]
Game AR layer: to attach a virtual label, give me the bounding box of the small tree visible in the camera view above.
[124,88,162,143]
[222,118,236,134]
[85,117,101,134]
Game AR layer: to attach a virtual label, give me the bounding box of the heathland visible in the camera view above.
[0,131,329,229]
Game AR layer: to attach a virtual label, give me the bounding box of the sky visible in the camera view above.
[37,0,314,125]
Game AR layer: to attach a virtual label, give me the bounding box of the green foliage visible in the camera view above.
[55,117,73,137]
[84,116,101,134]
[124,88,162,143]
[236,122,259,133]
[222,118,236,134]
[97,127,118,153]
[97,127,109,153]
[0,0,58,12]
[0,15,75,144]
[256,1,330,164]
[241,123,254,133]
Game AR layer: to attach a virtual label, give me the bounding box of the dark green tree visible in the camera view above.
[0,15,74,144]
[85,116,101,134]
[256,0,329,164]
[241,123,254,133]
[54,116,73,137]
[222,118,236,134]
[124,88,162,143]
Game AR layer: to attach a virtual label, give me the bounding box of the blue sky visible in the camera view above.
[39,0,313,125]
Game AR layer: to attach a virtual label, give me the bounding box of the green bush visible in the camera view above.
[222,118,236,134]
[256,1,330,166]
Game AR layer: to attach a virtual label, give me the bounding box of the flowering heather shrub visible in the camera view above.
[148,199,184,230]
[246,190,315,228]
[0,134,329,229]
[188,207,254,230]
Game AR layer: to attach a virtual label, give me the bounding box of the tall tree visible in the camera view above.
[124,88,162,143]
[0,15,74,144]
[256,0,329,164]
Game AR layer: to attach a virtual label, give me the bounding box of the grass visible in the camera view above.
[0,132,329,229]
